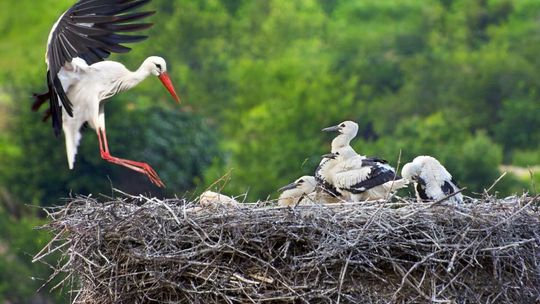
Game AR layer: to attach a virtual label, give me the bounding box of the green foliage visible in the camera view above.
[458,132,503,193]
[512,148,540,167]
[493,172,532,196]
[0,205,66,303]
[494,99,540,151]
[0,0,73,84]
[103,106,221,193]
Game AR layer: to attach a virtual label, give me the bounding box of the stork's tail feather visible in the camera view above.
[64,128,82,170]
[32,91,51,112]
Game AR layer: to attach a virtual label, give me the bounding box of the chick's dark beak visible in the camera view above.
[322,125,341,132]
[322,153,337,160]
[278,182,298,192]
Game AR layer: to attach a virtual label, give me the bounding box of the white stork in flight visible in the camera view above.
[401,156,463,204]
[32,0,180,187]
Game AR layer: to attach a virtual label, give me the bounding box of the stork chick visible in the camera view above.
[277,176,317,207]
[401,156,463,204]
[324,146,407,201]
[199,191,240,208]
[316,121,360,198]
[321,120,359,149]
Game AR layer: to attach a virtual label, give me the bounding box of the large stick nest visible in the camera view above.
[36,194,540,304]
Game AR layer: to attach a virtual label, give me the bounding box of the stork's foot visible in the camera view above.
[123,161,165,188]
[138,163,165,188]
[100,152,165,187]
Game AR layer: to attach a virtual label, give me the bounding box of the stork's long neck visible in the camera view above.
[112,63,152,96]
[126,64,152,90]
[331,134,352,152]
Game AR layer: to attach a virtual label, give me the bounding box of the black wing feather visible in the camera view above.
[41,0,154,136]
[363,156,388,165]
[346,163,399,194]
[103,22,153,32]
[315,159,342,198]
[441,181,455,196]
[416,177,429,200]
[76,0,151,15]
[321,180,342,197]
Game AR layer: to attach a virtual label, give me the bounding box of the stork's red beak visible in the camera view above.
[158,72,181,103]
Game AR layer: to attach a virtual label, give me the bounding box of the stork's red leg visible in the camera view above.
[96,129,165,187]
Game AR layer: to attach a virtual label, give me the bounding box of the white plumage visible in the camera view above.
[321,121,359,150]
[33,1,181,187]
[277,176,317,207]
[327,146,408,201]
[401,156,463,204]
[316,121,360,198]
[199,191,240,208]
[61,57,179,187]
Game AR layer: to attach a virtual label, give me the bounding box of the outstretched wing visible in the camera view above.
[46,0,154,135]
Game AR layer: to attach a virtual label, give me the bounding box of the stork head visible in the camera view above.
[145,56,181,103]
[321,152,337,160]
[401,162,420,182]
[278,176,317,194]
[322,121,359,137]
[407,155,453,182]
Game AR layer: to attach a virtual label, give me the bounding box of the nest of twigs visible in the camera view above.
[35,194,540,304]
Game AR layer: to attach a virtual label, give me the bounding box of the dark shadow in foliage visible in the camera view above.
[100,106,221,198]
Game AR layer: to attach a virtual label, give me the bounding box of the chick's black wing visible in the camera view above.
[347,162,399,194]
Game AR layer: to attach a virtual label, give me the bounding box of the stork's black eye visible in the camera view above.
[340,124,345,127]
[155,64,162,70]
[335,152,340,155]
[298,179,304,183]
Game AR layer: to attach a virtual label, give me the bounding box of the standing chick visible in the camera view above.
[316,121,360,198]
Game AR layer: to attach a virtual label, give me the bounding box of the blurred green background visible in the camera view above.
[1,0,539,302]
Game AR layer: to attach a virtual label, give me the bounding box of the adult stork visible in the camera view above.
[32,0,180,187]
[401,156,463,204]
[323,146,407,201]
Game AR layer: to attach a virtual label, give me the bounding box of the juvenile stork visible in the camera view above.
[199,191,240,208]
[32,0,180,187]
[277,176,317,207]
[316,121,359,198]
[324,146,407,201]
[401,156,463,204]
